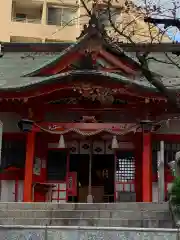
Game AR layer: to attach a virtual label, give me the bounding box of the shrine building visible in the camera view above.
[0,20,179,203]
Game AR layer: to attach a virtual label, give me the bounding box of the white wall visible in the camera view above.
[152,183,158,202]
[0,180,15,202]
[17,180,24,202]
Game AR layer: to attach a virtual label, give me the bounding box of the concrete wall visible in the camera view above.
[0,0,12,42]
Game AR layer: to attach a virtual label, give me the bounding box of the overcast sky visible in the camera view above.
[137,0,180,41]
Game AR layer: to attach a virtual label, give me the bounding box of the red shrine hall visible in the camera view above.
[0,24,179,203]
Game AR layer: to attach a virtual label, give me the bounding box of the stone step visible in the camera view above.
[0,202,173,228]
[0,202,169,211]
[0,218,173,228]
[0,209,171,220]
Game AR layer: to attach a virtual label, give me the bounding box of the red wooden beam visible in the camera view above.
[0,102,172,122]
[39,52,82,76]
[35,88,166,103]
[100,50,138,75]
[0,101,165,111]
[0,79,167,100]
[153,134,180,142]
[39,105,167,118]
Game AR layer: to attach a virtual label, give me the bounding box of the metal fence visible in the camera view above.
[0,225,179,240]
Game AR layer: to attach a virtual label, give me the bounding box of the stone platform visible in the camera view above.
[0,202,174,227]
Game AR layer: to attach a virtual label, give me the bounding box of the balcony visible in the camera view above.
[10,20,80,42]
[11,0,81,42]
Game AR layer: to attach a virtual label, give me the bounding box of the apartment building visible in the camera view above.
[0,0,82,42]
[0,0,169,43]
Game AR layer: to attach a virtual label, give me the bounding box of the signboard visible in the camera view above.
[33,157,41,176]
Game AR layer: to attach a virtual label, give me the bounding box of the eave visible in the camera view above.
[2,42,180,52]
[0,70,168,99]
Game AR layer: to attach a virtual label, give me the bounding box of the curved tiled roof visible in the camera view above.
[22,43,77,77]
[0,53,178,92]
[0,49,180,91]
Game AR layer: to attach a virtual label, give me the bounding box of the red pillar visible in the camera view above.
[134,133,142,202]
[23,131,35,202]
[142,132,152,202]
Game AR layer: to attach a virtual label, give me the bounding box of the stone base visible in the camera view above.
[87,195,93,203]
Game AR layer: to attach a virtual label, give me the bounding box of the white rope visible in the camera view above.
[34,123,139,136]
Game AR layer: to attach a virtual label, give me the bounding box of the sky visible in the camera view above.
[156,0,180,41]
[137,0,180,41]
[168,30,180,41]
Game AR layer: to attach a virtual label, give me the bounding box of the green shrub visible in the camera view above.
[170,177,180,208]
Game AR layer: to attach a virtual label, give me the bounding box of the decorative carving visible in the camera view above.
[73,85,115,104]
[93,141,104,154]
[80,141,90,154]
[48,97,78,104]
[81,39,102,54]
[81,116,97,123]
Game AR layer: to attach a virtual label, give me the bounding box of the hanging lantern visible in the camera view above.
[140,120,153,133]
[111,135,119,149]
[58,135,66,148]
[17,119,34,132]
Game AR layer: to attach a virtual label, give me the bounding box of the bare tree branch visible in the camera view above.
[79,0,91,16]
[102,0,179,107]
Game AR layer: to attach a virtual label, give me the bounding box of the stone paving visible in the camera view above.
[0,228,178,240]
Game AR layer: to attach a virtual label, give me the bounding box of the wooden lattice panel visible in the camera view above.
[50,182,67,203]
[115,152,135,201]
[116,155,135,182]
[116,182,135,192]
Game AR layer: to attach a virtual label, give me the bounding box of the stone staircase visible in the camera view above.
[0,202,174,227]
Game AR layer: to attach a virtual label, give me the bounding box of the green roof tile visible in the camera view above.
[0,52,179,91]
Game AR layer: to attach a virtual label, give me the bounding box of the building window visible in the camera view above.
[15,13,27,22]
[98,8,120,26]
[48,7,77,26]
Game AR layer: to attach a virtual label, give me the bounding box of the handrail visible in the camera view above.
[12,17,78,26]
[0,225,178,232]
[12,17,41,24]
